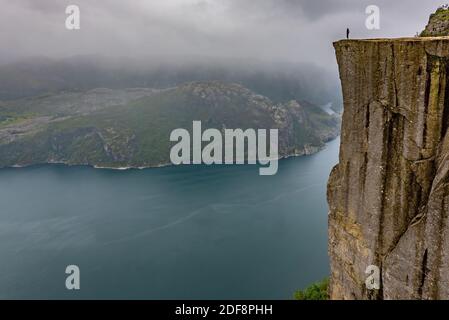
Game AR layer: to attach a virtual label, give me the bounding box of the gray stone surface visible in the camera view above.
[329,37,449,300]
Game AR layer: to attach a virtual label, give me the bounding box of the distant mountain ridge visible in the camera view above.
[0,55,342,112]
[0,81,340,169]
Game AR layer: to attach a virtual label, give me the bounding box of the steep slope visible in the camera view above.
[0,81,340,168]
[421,6,449,37]
[328,37,449,300]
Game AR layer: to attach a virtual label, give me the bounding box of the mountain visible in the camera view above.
[420,5,449,36]
[329,37,449,299]
[0,81,340,168]
[0,56,342,112]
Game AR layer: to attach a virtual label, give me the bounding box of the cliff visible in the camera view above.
[328,37,449,299]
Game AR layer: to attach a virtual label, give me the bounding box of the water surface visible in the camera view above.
[0,138,339,299]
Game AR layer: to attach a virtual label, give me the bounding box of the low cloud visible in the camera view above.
[0,0,446,70]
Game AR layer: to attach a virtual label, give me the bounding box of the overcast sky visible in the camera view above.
[0,0,447,69]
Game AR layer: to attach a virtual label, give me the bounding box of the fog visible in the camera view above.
[0,0,446,69]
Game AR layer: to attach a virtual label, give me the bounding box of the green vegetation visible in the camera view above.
[421,5,449,37]
[434,4,449,20]
[0,113,34,128]
[0,82,340,168]
[294,278,329,300]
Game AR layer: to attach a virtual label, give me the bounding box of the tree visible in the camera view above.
[294,278,329,300]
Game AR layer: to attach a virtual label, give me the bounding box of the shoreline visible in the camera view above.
[1,135,340,171]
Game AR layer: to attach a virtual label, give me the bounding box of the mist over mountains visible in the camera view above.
[0,55,342,111]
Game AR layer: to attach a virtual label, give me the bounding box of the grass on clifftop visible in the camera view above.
[294,278,329,300]
[433,5,449,20]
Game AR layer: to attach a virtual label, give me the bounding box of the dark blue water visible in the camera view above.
[0,138,339,299]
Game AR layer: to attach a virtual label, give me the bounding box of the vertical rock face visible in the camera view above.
[328,38,449,300]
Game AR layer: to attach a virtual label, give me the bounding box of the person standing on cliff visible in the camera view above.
[346,28,350,39]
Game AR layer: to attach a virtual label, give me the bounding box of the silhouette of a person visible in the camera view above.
[346,28,350,39]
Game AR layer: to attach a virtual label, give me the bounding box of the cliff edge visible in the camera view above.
[328,37,449,299]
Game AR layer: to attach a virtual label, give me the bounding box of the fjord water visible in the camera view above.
[0,138,339,299]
